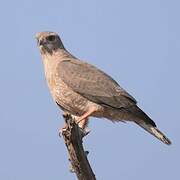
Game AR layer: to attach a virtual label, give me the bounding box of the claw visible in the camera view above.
[59,122,68,137]
[59,127,66,137]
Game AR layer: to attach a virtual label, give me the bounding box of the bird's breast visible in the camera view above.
[52,75,89,116]
[42,54,104,117]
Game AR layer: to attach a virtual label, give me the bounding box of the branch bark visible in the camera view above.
[61,114,96,180]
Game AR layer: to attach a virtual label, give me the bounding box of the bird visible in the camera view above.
[36,31,171,145]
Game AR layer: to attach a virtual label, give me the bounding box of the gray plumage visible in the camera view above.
[36,31,171,145]
[58,59,137,108]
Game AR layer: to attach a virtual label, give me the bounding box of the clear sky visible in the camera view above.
[0,0,179,179]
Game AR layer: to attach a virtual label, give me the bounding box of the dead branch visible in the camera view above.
[61,114,96,180]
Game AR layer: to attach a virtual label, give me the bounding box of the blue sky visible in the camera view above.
[0,0,179,179]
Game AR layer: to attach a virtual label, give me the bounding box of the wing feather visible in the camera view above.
[57,59,137,109]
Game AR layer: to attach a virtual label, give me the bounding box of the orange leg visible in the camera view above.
[76,107,96,128]
[78,118,89,129]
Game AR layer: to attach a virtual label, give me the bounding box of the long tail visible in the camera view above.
[135,121,171,145]
[126,105,171,145]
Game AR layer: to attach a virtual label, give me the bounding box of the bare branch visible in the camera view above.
[61,114,96,180]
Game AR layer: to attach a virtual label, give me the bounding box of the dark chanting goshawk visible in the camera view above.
[36,31,171,145]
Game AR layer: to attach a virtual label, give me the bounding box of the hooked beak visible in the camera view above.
[38,39,44,46]
[35,33,45,47]
[36,38,47,47]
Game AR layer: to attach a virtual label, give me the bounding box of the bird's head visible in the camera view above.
[36,31,64,55]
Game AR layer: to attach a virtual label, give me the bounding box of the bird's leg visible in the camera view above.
[76,108,96,129]
[76,117,91,137]
[78,117,89,129]
[76,107,96,127]
[74,108,96,137]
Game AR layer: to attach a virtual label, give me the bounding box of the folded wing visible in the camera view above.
[57,59,137,109]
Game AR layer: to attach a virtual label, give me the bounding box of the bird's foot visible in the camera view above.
[58,123,68,137]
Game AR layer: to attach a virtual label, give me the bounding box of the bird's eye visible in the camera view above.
[47,35,56,42]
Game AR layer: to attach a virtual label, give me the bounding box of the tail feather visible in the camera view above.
[135,121,171,145]
[127,105,171,145]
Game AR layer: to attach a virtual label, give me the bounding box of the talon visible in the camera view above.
[58,123,68,137]
[58,128,65,137]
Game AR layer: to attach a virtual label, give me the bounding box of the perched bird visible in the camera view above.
[36,31,171,145]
